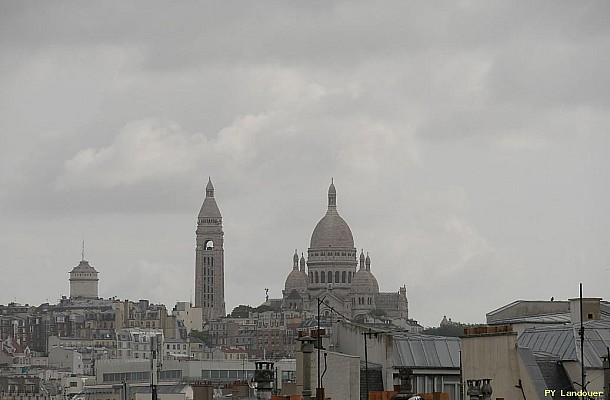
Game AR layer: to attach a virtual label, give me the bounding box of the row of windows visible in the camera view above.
[310,251,356,257]
[199,218,220,225]
[103,370,182,383]
[354,297,373,305]
[309,271,352,284]
[201,369,253,379]
[166,343,188,350]
[5,385,37,393]
[409,375,460,399]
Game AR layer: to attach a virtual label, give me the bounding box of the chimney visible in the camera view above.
[569,298,602,324]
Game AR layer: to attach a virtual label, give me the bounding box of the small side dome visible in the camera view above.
[284,270,308,293]
[351,269,379,294]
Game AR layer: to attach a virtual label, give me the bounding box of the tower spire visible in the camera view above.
[327,178,337,211]
[81,237,85,261]
[293,249,299,270]
[206,177,215,198]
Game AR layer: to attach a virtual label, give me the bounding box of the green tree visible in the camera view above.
[422,323,480,337]
[189,329,212,346]
[254,304,273,313]
[368,309,387,318]
[230,304,255,318]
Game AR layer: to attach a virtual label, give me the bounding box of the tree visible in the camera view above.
[189,330,212,346]
[422,323,479,337]
[230,304,254,318]
[254,304,273,313]
[368,309,387,318]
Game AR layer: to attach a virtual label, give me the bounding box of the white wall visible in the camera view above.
[462,333,543,400]
[295,349,360,400]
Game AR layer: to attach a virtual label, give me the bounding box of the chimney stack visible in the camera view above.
[569,298,602,324]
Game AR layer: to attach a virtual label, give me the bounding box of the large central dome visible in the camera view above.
[310,181,355,249]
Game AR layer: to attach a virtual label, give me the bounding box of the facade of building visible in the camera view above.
[171,302,202,333]
[194,178,226,322]
[115,329,163,361]
[47,347,84,374]
[281,181,408,320]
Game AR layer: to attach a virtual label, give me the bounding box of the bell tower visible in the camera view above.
[195,178,226,321]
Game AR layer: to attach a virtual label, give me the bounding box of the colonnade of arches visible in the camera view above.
[309,270,353,284]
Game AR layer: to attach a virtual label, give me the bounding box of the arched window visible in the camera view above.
[309,272,313,283]
[327,271,332,283]
[321,272,325,283]
[348,272,352,283]
[315,272,319,283]
[335,271,340,283]
[204,240,214,250]
[342,271,346,283]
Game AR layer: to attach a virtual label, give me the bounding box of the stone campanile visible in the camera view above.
[195,178,226,321]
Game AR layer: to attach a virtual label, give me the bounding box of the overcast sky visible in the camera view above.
[1,1,609,327]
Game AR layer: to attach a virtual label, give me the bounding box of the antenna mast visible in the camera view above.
[580,283,586,392]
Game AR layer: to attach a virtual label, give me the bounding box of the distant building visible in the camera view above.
[48,347,84,374]
[95,358,296,386]
[0,376,42,395]
[171,302,202,333]
[194,178,226,321]
[163,338,190,360]
[69,258,99,299]
[115,328,163,360]
[281,181,408,321]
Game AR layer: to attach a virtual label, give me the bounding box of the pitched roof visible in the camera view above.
[392,333,460,369]
[518,320,610,368]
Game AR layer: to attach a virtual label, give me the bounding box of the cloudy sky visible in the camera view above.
[1,1,609,327]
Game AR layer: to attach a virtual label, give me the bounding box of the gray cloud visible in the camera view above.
[1,1,609,326]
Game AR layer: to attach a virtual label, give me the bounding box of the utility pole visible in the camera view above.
[316,296,326,400]
[579,283,586,393]
[150,335,162,400]
[603,348,609,400]
[363,329,378,400]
